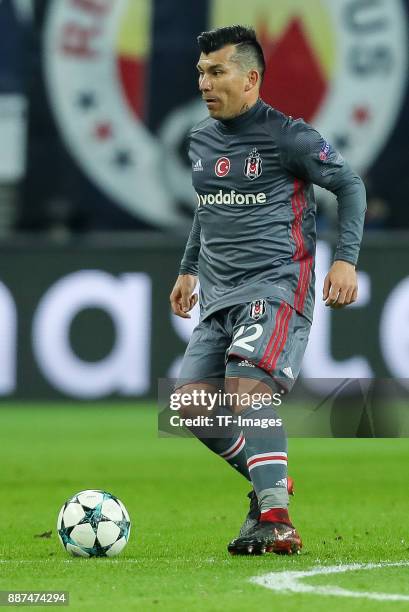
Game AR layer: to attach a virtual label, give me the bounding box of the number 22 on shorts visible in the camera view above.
[230,324,263,353]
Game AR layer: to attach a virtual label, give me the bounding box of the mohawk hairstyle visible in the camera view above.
[197,25,265,83]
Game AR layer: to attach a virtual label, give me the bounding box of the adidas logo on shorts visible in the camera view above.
[238,360,255,368]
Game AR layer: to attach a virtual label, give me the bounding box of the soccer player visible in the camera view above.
[170,25,366,555]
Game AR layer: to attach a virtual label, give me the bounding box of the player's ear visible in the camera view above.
[245,70,259,91]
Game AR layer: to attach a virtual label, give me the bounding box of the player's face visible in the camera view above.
[197,45,252,120]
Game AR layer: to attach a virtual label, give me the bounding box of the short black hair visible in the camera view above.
[197,25,265,84]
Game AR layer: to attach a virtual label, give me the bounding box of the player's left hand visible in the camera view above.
[322,260,357,308]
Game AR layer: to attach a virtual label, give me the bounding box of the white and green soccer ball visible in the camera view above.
[57,490,131,557]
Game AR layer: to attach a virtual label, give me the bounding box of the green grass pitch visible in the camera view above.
[0,403,409,611]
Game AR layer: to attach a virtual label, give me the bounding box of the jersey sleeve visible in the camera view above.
[279,119,367,266]
[279,119,345,186]
[179,209,200,275]
[179,128,201,275]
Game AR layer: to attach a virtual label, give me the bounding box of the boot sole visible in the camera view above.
[228,535,302,556]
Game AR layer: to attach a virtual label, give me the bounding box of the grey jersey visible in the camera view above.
[180,99,366,323]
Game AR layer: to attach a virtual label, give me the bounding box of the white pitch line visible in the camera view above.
[251,561,409,601]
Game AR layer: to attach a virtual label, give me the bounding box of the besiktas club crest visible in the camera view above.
[250,299,266,320]
[244,148,262,180]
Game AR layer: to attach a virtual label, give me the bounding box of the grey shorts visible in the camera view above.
[176,298,311,393]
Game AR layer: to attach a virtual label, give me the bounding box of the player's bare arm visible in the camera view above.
[323,260,358,308]
[170,274,198,318]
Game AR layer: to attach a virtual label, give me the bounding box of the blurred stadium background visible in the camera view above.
[0,0,408,403]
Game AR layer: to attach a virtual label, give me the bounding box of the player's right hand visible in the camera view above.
[170,274,198,318]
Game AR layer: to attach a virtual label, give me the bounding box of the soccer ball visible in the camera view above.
[57,490,131,557]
